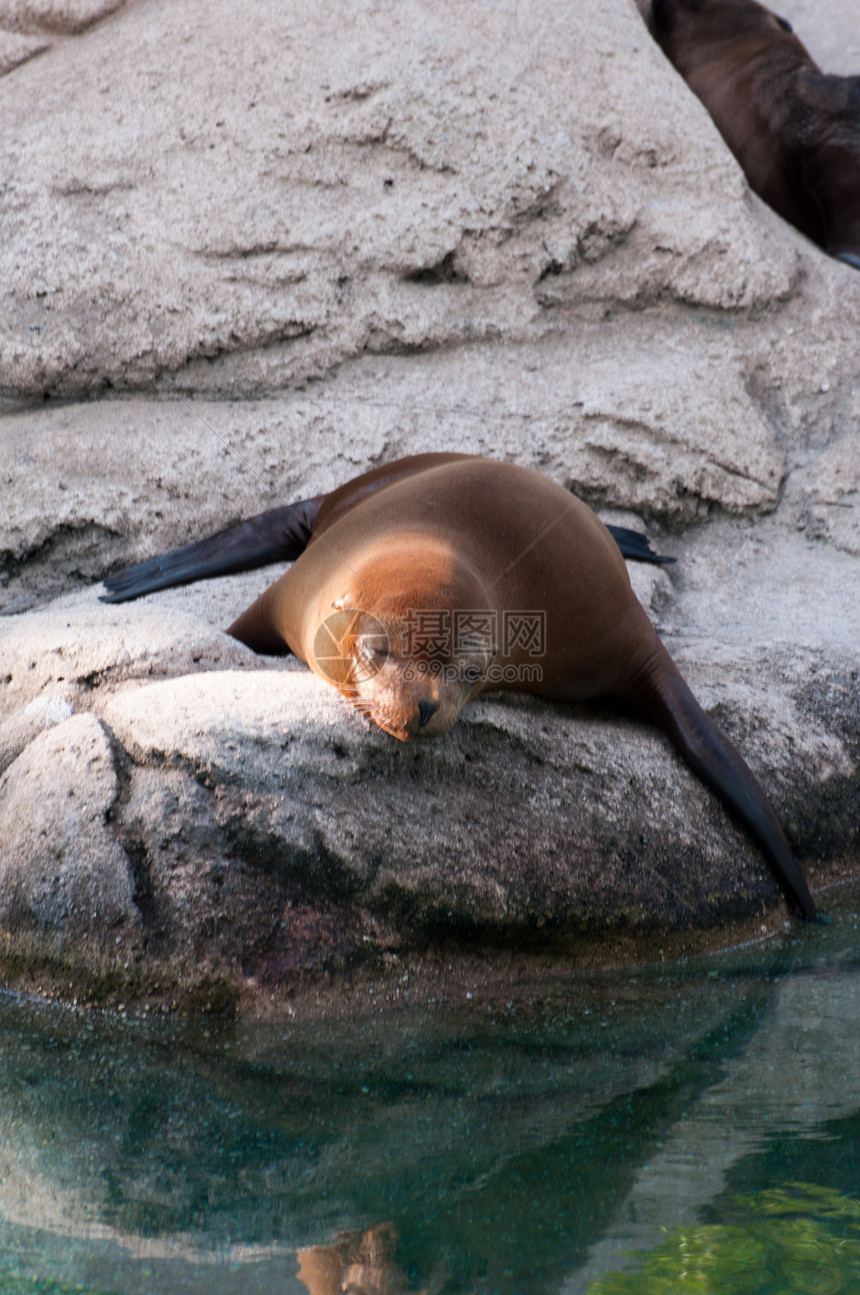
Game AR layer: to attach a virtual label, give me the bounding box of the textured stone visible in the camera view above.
[0,342,790,613]
[792,433,860,557]
[0,713,138,942]
[0,29,49,74]
[0,587,259,769]
[0,0,801,403]
[97,648,856,945]
[0,1,127,34]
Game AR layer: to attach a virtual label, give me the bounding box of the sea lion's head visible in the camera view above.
[310,535,496,741]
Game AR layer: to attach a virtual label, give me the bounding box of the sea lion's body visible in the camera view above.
[102,452,818,921]
[652,0,860,269]
[230,455,655,706]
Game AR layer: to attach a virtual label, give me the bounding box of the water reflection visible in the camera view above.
[0,886,857,1295]
[570,961,860,1291]
[297,1224,410,1295]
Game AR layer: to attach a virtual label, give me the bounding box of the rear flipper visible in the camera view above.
[606,525,676,566]
[100,497,324,603]
[627,641,819,922]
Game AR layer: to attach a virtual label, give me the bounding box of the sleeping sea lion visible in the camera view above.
[652,0,860,268]
[101,452,818,921]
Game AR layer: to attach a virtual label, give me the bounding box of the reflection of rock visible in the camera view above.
[570,967,860,1292]
[0,969,770,1292]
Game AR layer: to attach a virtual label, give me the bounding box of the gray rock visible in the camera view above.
[0,345,791,614]
[0,29,49,74]
[790,433,860,557]
[98,646,855,942]
[0,712,138,944]
[0,0,800,403]
[0,1,127,35]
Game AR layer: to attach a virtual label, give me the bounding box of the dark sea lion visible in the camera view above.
[101,452,818,921]
[652,0,860,268]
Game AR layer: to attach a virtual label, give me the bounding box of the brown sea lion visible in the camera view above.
[101,452,818,921]
[652,0,860,269]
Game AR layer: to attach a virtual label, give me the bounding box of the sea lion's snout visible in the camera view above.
[418,699,438,728]
[405,689,454,740]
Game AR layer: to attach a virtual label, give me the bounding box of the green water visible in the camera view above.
[0,887,858,1295]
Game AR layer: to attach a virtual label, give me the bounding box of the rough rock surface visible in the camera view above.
[0,0,808,403]
[0,713,138,942]
[1,0,858,1014]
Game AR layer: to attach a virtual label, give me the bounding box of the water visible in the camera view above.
[0,886,858,1295]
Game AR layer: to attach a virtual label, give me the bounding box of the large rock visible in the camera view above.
[0,0,858,1013]
[0,342,794,615]
[0,0,805,403]
[0,713,138,945]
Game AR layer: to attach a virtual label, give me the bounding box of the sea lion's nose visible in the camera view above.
[418,699,438,728]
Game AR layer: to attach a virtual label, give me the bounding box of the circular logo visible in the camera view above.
[313,608,389,684]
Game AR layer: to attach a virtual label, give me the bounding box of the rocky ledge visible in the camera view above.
[0,0,858,1016]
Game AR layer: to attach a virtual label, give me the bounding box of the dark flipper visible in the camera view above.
[836,252,860,270]
[627,641,819,922]
[100,497,325,603]
[607,525,676,566]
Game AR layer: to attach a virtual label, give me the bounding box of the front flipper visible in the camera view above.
[836,252,860,270]
[627,642,819,922]
[100,496,324,603]
[606,525,676,566]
